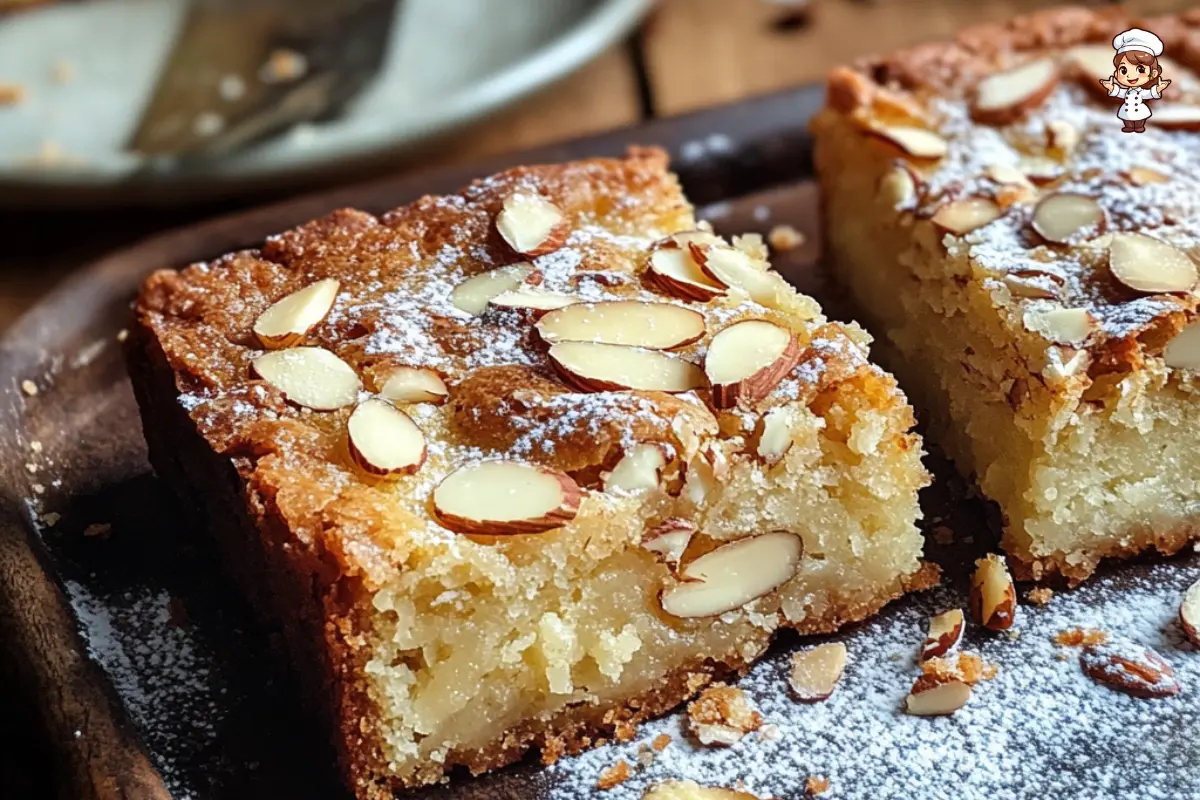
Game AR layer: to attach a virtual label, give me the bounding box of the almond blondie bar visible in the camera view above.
[127,148,933,797]
[813,7,1200,584]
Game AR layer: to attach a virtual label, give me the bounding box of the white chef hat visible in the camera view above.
[1113,28,1164,57]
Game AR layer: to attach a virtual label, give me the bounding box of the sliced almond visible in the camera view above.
[695,245,781,306]
[660,531,803,619]
[647,248,726,302]
[866,124,948,160]
[379,367,449,405]
[642,518,696,569]
[1045,119,1079,155]
[682,445,723,506]
[536,301,706,351]
[1031,193,1105,244]
[930,197,1002,236]
[985,164,1030,186]
[705,320,801,409]
[251,347,361,411]
[904,674,971,716]
[1164,321,1200,371]
[450,264,537,316]
[1064,45,1120,96]
[1179,579,1200,646]
[1018,155,1063,185]
[1126,166,1170,186]
[253,278,340,349]
[1044,346,1090,381]
[549,341,706,393]
[757,405,798,465]
[1150,105,1200,132]
[1003,271,1063,300]
[879,163,919,210]
[969,554,1016,631]
[431,461,580,536]
[488,288,577,315]
[921,609,966,661]
[971,58,1058,125]
[788,642,848,702]
[346,398,426,476]
[1023,307,1096,345]
[1109,233,1198,293]
[496,193,567,256]
[1080,639,1181,698]
[655,229,725,254]
[603,443,669,495]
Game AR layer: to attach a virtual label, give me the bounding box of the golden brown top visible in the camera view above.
[135,147,893,580]
[823,7,1200,382]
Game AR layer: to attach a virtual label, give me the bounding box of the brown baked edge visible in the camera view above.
[1006,520,1200,586]
[126,314,938,798]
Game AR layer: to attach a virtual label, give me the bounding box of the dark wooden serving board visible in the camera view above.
[2,83,1198,800]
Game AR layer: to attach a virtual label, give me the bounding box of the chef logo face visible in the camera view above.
[1114,51,1159,89]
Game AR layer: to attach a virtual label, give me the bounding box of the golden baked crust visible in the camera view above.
[130,147,931,796]
[814,7,1200,583]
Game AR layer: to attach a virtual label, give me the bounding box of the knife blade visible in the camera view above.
[126,0,398,159]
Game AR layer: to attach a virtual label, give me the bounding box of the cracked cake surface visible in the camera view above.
[813,6,1200,585]
[128,147,932,798]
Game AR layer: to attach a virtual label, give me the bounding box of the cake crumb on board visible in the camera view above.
[805,775,831,796]
[598,760,632,790]
[1054,627,1109,647]
[1027,587,1054,606]
[767,224,805,252]
[21,379,38,396]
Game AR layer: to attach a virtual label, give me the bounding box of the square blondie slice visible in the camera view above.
[128,147,932,797]
[813,7,1200,584]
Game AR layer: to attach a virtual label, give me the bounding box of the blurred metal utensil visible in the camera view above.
[127,0,398,159]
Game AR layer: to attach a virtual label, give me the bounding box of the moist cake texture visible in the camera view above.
[127,147,932,797]
[813,7,1200,585]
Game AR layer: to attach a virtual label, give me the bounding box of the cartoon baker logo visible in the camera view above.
[1099,28,1172,133]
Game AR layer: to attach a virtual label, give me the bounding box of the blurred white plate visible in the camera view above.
[0,0,650,206]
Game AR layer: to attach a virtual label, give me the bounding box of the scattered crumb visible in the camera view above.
[758,722,782,742]
[932,525,955,545]
[116,329,129,343]
[1056,651,1070,662]
[731,232,769,260]
[25,462,37,474]
[259,48,308,83]
[40,511,60,527]
[923,652,997,685]
[1028,587,1054,606]
[1006,629,1022,641]
[29,440,43,453]
[651,733,671,752]
[805,775,831,796]
[613,719,636,743]
[597,759,632,790]
[767,224,805,252]
[51,60,74,84]
[0,81,25,106]
[687,683,762,746]
[193,111,224,138]
[218,74,246,101]
[31,483,45,495]
[21,379,38,396]
[1055,627,1109,647]
[83,522,111,539]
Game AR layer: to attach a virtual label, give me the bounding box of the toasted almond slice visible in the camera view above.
[1031,193,1105,244]
[1126,166,1170,186]
[604,443,669,495]
[930,197,1002,236]
[1164,321,1200,371]
[251,347,361,410]
[971,58,1057,124]
[379,367,449,405]
[1080,639,1181,698]
[642,518,696,569]
[879,163,919,210]
[682,445,723,506]
[488,288,577,315]
[1023,307,1096,345]
[969,554,1016,631]
[253,278,340,349]
[1046,119,1079,154]
[346,399,426,476]
[788,642,848,702]
[660,531,803,618]
[656,229,725,251]
[1018,155,1063,184]
[1109,233,1198,293]
[549,341,707,393]
[536,301,706,351]
[431,461,580,536]
[450,264,536,315]
[922,609,966,661]
[1003,271,1063,300]
[647,248,726,302]
[904,674,971,716]
[705,320,801,409]
[695,245,781,306]
[1151,105,1200,132]
[757,405,798,465]
[1064,44,1119,95]
[1044,346,1090,381]
[866,124,948,160]
[1180,579,1200,645]
[496,193,567,256]
[985,164,1030,186]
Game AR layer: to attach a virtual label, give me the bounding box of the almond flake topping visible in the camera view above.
[379,367,449,405]
[432,460,581,537]
[971,58,1057,125]
[1031,193,1104,245]
[536,300,706,350]
[450,263,537,315]
[250,347,361,411]
[969,554,1016,631]
[496,192,567,256]
[867,125,949,160]
[1108,233,1198,294]
[253,278,340,350]
[1164,321,1200,371]
[931,197,1002,236]
[705,320,801,409]
[788,643,848,702]
[549,341,707,393]
[347,398,426,476]
[660,531,802,618]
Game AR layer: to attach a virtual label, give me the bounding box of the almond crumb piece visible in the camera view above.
[806,776,831,796]
[651,733,671,752]
[597,760,632,790]
[932,525,955,545]
[0,81,26,106]
[1027,587,1054,606]
[1054,627,1109,647]
[21,379,38,396]
[922,651,996,685]
[767,224,805,252]
[83,522,111,539]
[260,48,308,83]
[40,512,60,527]
[687,684,762,746]
[116,328,129,343]
[30,440,42,453]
